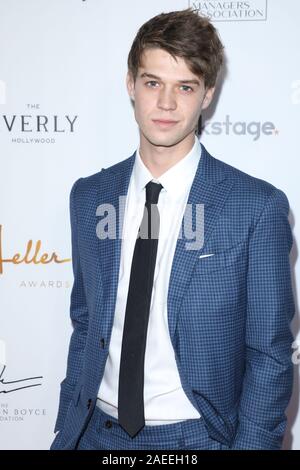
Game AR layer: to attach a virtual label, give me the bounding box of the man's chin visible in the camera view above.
[143,134,183,148]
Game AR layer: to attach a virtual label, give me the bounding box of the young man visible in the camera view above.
[50,8,295,450]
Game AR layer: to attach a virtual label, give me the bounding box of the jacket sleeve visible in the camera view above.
[231,188,295,449]
[53,177,89,433]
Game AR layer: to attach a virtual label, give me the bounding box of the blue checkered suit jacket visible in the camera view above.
[50,143,295,450]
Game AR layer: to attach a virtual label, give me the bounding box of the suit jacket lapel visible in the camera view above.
[96,154,135,319]
[96,144,234,344]
[167,144,234,341]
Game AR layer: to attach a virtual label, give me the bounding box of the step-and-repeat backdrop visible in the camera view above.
[0,0,299,449]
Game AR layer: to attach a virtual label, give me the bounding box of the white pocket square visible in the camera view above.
[199,253,215,259]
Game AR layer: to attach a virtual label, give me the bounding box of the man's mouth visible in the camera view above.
[152,119,179,128]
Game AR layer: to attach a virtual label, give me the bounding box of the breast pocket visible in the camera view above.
[195,239,247,274]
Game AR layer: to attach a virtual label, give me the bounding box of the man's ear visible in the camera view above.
[126,71,135,101]
[202,86,215,110]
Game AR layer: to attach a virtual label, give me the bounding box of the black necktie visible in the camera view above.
[118,180,164,438]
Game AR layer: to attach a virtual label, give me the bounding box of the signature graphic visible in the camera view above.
[0,364,43,394]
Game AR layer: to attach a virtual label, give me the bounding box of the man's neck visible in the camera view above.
[138,132,196,178]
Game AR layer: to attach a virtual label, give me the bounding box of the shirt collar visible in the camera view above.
[133,135,201,200]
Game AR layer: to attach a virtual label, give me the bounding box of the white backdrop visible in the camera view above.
[0,0,299,450]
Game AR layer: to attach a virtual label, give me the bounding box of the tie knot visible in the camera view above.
[145,181,163,204]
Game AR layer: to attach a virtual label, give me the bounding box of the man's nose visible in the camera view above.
[157,87,177,111]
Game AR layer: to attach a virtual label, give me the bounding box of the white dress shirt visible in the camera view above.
[97,135,202,424]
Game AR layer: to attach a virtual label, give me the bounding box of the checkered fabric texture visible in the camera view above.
[50,143,295,450]
[75,405,226,450]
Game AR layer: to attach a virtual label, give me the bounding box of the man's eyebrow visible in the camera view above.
[139,72,200,86]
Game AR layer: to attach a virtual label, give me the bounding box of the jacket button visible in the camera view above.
[105,420,112,428]
[100,338,105,349]
[87,398,92,410]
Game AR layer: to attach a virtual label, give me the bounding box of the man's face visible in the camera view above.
[126,47,215,149]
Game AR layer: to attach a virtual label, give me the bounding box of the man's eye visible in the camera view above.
[180,85,193,92]
[145,82,193,92]
[146,81,159,88]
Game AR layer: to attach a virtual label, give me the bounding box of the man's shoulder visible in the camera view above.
[71,153,135,195]
[206,145,288,204]
[206,147,274,192]
[203,145,290,215]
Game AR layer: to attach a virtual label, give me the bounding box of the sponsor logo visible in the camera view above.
[190,0,268,22]
[0,225,71,276]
